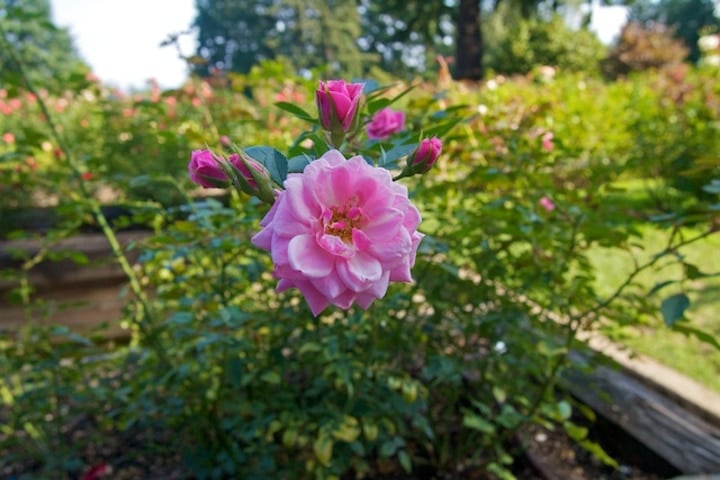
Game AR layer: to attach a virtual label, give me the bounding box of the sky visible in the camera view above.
[50,0,628,92]
[51,0,197,91]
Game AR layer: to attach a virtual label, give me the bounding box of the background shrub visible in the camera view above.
[601,22,689,79]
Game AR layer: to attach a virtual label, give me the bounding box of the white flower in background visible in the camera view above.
[698,34,720,52]
[701,54,720,67]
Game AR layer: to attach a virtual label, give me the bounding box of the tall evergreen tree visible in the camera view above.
[0,0,88,93]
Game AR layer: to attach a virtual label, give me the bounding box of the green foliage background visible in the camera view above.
[1,1,719,479]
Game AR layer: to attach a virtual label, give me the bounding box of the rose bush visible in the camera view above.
[2,57,719,480]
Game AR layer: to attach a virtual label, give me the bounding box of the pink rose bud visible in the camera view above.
[228,151,275,204]
[188,149,230,188]
[315,80,364,145]
[366,107,406,140]
[539,196,555,212]
[406,137,442,175]
[219,135,231,147]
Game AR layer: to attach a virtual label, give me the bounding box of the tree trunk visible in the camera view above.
[455,0,483,80]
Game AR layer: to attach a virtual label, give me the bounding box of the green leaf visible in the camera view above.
[367,97,391,115]
[422,117,463,138]
[492,386,507,403]
[274,102,317,123]
[378,141,417,168]
[260,371,281,384]
[313,434,334,466]
[288,154,311,173]
[556,401,572,421]
[672,324,720,352]
[462,412,495,434]
[579,439,618,468]
[563,421,588,440]
[648,279,676,296]
[398,450,412,473]
[379,437,404,457]
[702,179,720,194]
[244,146,288,186]
[661,293,690,326]
[298,341,323,355]
[167,311,194,326]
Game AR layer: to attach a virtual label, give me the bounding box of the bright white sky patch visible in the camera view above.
[591,3,629,45]
[50,0,197,91]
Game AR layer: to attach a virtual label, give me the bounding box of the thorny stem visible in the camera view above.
[574,226,716,325]
[504,221,716,444]
[0,28,168,367]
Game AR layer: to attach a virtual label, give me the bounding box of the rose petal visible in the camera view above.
[288,234,334,278]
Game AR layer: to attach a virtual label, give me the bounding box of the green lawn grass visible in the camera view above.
[586,222,720,392]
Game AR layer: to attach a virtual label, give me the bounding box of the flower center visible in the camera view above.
[324,205,362,244]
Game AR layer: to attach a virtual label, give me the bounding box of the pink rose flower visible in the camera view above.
[366,107,406,140]
[188,149,229,188]
[539,196,555,212]
[315,80,364,133]
[406,137,442,174]
[252,150,424,316]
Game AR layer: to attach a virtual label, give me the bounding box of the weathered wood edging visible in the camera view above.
[564,343,720,475]
[0,231,149,338]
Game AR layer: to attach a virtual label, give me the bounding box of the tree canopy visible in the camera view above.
[0,0,89,93]
[192,0,606,81]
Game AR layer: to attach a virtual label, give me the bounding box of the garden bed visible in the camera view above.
[2,229,719,479]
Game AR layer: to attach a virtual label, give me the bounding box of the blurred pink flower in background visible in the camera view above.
[2,132,15,144]
[539,196,556,211]
[541,131,554,152]
[252,150,424,316]
[366,107,405,140]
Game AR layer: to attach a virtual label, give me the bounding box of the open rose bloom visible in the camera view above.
[252,150,424,316]
[366,107,406,140]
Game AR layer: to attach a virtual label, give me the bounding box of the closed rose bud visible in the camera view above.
[188,149,230,188]
[228,151,276,204]
[406,137,442,175]
[315,80,364,146]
